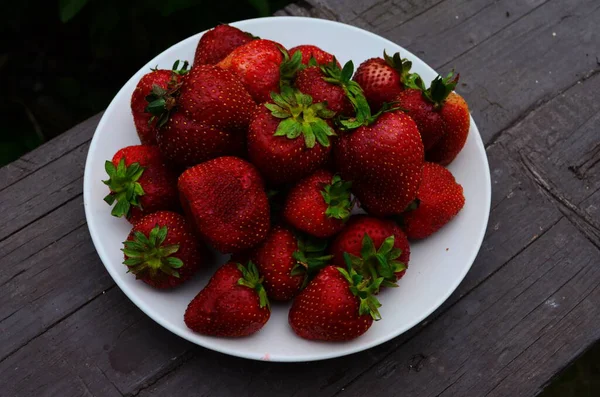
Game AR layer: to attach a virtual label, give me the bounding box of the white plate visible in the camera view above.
[83,16,491,362]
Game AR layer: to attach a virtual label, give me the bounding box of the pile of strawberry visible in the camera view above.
[103,24,469,341]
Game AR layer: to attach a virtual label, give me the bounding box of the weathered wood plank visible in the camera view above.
[498,71,600,207]
[0,198,87,286]
[0,287,192,397]
[0,113,99,191]
[0,220,114,361]
[0,142,88,241]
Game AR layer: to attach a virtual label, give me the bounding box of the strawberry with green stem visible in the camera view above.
[330,215,410,285]
[352,51,416,112]
[103,145,178,224]
[247,86,337,185]
[295,58,360,117]
[148,64,256,167]
[249,226,332,301]
[131,60,189,145]
[283,170,353,238]
[184,261,270,337]
[122,211,202,289]
[288,256,383,341]
[395,70,470,162]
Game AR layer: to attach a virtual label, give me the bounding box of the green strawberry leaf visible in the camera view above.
[102,157,146,219]
[264,87,337,148]
[121,225,183,279]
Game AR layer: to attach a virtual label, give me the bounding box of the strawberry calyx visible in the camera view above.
[265,86,337,148]
[339,253,383,320]
[291,235,334,288]
[345,234,406,288]
[383,50,416,87]
[279,46,304,87]
[322,174,353,221]
[144,60,189,128]
[237,261,270,309]
[320,59,372,129]
[408,70,460,108]
[102,157,145,218]
[122,225,183,279]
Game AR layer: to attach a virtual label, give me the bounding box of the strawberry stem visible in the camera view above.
[345,234,406,288]
[122,225,183,279]
[144,59,190,128]
[291,235,334,288]
[266,86,337,148]
[102,157,145,219]
[237,261,270,309]
[339,253,383,320]
[321,174,353,221]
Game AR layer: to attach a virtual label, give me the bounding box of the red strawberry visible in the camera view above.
[150,65,256,167]
[289,45,336,66]
[335,111,424,216]
[394,88,444,151]
[178,156,270,253]
[184,261,270,337]
[249,226,332,301]
[426,91,470,165]
[295,62,354,116]
[288,264,382,341]
[247,87,336,185]
[217,39,286,103]
[103,145,178,224]
[330,215,410,285]
[194,24,255,65]
[353,51,413,112]
[131,69,171,145]
[396,71,470,164]
[400,162,465,239]
[283,170,353,238]
[122,211,203,289]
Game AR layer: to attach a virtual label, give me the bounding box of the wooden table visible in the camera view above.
[2,1,599,395]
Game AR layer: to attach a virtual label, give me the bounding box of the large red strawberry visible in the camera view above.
[289,44,336,66]
[247,87,336,185]
[122,211,203,289]
[217,39,286,103]
[330,215,410,285]
[103,145,178,224]
[249,225,332,301]
[400,162,465,239]
[178,156,270,253]
[395,71,470,163]
[335,111,424,216]
[294,61,355,116]
[283,170,353,238]
[353,51,413,112]
[184,261,270,337]
[288,263,382,341]
[148,65,256,167]
[194,24,255,65]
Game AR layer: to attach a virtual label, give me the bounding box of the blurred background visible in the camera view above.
[2,2,598,394]
[0,0,291,167]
